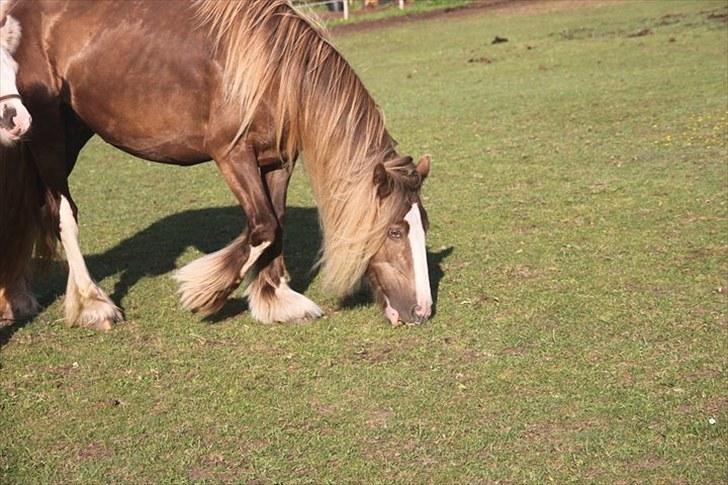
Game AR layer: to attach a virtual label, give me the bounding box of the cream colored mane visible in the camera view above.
[195,0,418,296]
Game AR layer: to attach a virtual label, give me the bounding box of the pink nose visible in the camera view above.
[12,112,31,135]
[413,303,431,322]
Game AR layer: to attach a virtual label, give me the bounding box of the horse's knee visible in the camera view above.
[248,219,278,247]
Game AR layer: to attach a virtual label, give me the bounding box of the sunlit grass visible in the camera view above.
[1,1,726,482]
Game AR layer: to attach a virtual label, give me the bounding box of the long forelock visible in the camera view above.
[313,156,421,296]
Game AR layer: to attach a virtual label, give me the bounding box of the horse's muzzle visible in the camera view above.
[0,101,32,143]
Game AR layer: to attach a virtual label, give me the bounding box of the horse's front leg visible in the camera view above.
[174,143,277,316]
[27,101,120,330]
[58,195,123,330]
[246,163,322,323]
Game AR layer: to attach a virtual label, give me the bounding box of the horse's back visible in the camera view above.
[13,0,237,164]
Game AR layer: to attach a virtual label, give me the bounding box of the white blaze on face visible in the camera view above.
[0,47,18,99]
[0,46,31,144]
[404,202,432,316]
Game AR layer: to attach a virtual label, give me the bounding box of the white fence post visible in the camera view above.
[343,0,349,20]
[398,0,404,10]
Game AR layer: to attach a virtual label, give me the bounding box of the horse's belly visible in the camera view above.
[61,13,219,165]
[80,108,211,165]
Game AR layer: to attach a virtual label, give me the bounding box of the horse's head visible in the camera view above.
[367,154,432,326]
[0,14,31,146]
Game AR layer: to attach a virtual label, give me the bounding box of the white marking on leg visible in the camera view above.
[404,203,432,316]
[174,239,270,314]
[247,277,322,323]
[59,196,94,295]
[59,196,121,328]
[239,241,270,279]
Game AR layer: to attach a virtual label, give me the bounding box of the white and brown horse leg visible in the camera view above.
[27,104,120,329]
[174,144,276,315]
[58,195,122,329]
[246,163,322,323]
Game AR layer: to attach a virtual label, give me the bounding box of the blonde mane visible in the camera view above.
[195,0,417,296]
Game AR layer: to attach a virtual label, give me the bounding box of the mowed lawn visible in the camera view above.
[2,1,726,482]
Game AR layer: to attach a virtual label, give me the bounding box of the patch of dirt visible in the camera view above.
[351,336,421,364]
[310,398,337,415]
[366,408,394,429]
[629,455,667,472]
[461,293,499,307]
[77,442,113,460]
[93,398,124,409]
[500,345,529,356]
[188,468,212,482]
[627,28,653,38]
[331,0,615,36]
[506,264,540,279]
[467,56,493,64]
[459,347,490,363]
[706,396,728,415]
[657,13,684,26]
[353,345,393,363]
[521,418,606,453]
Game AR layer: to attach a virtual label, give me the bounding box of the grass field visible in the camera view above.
[1,0,727,482]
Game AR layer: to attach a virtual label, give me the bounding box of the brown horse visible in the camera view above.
[0,3,32,145]
[1,0,433,329]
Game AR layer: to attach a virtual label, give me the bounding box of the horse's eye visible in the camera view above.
[388,228,403,240]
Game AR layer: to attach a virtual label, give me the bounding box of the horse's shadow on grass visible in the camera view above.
[2,206,452,346]
[34,206,324,320]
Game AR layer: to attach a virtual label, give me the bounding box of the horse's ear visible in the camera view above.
[373,163,393,198]
[416,154,431,180]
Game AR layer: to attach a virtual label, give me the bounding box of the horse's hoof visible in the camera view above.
[71,298,123,330]
[248,278,323,324]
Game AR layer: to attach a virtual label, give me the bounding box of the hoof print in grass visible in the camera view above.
[492,35,508,44]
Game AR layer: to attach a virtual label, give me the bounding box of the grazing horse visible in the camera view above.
[1,0,433,329]
[0,4,31,145]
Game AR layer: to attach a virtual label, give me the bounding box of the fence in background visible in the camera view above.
[294,0,407,21]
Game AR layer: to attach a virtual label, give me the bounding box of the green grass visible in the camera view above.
[2,0,727,482]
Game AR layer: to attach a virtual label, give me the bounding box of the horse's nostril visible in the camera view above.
[411,304,427,322]
[0,106,18,130]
